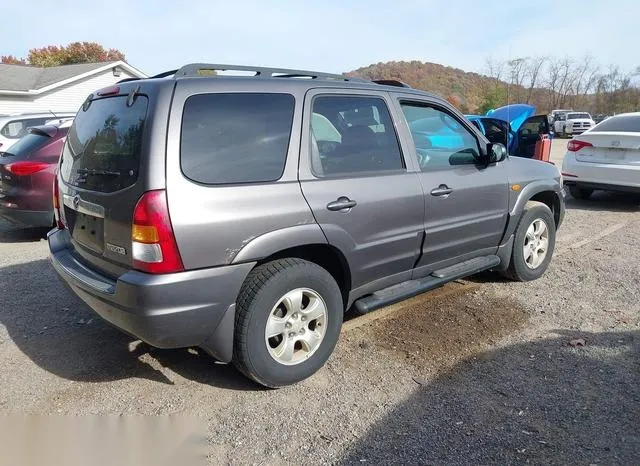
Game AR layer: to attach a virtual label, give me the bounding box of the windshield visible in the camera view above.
[567,113,591,120]
[60,95,148,193]
[0,132,50,157]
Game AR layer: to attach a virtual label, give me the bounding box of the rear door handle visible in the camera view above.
[327,196,357,212]
[430,184,453,196]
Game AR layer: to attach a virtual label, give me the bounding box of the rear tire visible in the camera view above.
[501,201,556,282]
[568,185,593,200]
[233,258,343,388]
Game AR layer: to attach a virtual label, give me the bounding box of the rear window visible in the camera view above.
[180,93,295,185]
[60,95,147,193]
[1,132,50,157]
[593,114,640,133]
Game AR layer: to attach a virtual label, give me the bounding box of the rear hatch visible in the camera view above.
[58,84,161,278]
[0,128,60,209]
[574,132,640,165]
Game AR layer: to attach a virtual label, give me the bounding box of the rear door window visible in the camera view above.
[180,93,295,185]
[310,95,404,176]
[60,95,147,193]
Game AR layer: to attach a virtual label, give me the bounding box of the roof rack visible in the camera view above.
[118,64,413,89]
[172,63,364,81]
[372,79,411,88]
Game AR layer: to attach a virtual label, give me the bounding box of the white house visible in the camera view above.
[0,61,147,114]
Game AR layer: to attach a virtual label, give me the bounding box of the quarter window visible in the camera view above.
[181,93,295,185]
[310,96,404,176]
[401,103,480,170]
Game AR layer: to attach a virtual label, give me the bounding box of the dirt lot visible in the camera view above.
[0,139,638,465]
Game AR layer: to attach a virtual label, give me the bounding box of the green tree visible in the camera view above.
[478,87,507,114]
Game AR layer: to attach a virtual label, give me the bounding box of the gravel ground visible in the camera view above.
[0,140,638,465]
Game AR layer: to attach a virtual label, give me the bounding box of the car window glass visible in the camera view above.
[593,115,640,132]
[481,119,509,146]
[181,93,295,184]
[401,103,480,170]
[1,121,26,138]
[520,118,546,136]
[61,96,148,193]
[310,96,404,177]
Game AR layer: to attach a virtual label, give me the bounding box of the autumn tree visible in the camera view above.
[1,55,26,65]
[1,42,125,67]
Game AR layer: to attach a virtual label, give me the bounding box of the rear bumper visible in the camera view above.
[562,152,640,191]
[48,228,255,362]
[0,206,52,228]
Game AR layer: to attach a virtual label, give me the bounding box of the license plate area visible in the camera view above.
[62,195,105,254]
[71,211,104,253]
[606,148,627,161]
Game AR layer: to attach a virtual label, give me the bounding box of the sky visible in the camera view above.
[2,0,638,76]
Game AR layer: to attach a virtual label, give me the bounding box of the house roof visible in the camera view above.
[0,61,146,95]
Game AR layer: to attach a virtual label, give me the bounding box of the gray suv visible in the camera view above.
[48,64,565,387]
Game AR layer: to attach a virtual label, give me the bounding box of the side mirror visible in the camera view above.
[487,143,507,163]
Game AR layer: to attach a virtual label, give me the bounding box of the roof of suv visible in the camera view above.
[120,63,441,100]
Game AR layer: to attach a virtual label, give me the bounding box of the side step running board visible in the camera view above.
[353,255,500,315]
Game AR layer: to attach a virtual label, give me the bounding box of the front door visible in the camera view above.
[299,91,425,291]
[513,115,550,159]
[396,100,509,273]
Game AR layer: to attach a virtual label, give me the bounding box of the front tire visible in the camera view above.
[501,201,556,282]
[233,258,343,388]
[568,185,593,200]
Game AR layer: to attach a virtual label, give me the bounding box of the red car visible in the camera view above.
[0,120,71,228]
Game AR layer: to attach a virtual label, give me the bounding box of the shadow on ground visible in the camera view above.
[0,226,49,243]
[0,258,259,391]
[342,330,640,465]
[564,190,640,213]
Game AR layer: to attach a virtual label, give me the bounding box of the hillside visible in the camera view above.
[346,61,534,114]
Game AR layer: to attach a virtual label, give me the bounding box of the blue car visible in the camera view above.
[466,104,550,159]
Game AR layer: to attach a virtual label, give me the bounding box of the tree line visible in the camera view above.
[481,56,640,116]
[2,42,125,67]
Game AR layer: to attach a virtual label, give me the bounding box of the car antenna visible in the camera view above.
[48,110,59,119]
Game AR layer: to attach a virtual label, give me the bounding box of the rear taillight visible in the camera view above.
[5,161,49,176]
[52,177,64,229]
[131,190,184,274]
[567,140,593,152]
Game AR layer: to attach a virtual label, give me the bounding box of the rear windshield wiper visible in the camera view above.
[76,168,121,176]
[0,151,16,157]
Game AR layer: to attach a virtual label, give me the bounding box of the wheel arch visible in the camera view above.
[256,244,352,311]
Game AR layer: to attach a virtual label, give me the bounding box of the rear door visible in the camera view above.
[299,90,424,291]
[58,87,152,277]
[395,98,509,273]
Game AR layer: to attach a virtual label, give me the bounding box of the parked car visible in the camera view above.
[48,64,564,388]
[553,111,595,138]
[0,120,72,227]
[0,112,75,152]
[466,104,551,161]
[562,112,640,199]
[592,114,609,124]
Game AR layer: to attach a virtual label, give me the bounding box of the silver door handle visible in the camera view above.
[327,197,357,211]
[430,185,453,196]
